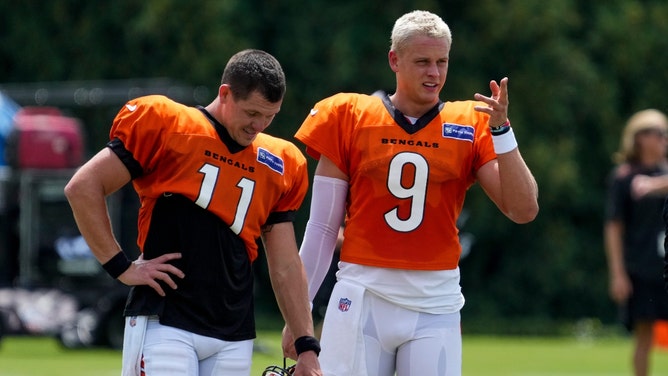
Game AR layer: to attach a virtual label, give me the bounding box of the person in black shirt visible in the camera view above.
[605,108,668,376]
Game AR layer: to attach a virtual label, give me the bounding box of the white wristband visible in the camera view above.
[492,127,518,154]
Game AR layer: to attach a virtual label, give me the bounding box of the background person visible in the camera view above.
[605,108,668,376]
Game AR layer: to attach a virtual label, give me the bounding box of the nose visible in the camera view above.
[427,62,440,77]
[250,119,269,132]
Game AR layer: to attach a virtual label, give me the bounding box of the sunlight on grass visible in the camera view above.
[0,332,289,376]
[0,336,120,376]
[462,336,668,375]
[2,332,668,375]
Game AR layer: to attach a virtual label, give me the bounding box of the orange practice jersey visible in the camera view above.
[110,95,308,262]
[295,92,496,270]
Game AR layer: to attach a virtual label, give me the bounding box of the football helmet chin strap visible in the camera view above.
[262,358,295,376]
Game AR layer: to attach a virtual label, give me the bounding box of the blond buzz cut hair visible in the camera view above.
[390,10,452,54]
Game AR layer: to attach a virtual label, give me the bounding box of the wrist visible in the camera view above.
[491,127,518,154]
[294,335,321,357]
[102,251,132,279]
[490,119,511,135]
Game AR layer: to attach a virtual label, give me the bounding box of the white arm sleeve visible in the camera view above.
[300,175,348,302]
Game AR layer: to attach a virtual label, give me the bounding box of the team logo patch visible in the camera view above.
[442,123,474,142]
[257,147,284,175]
[338,297,352,312]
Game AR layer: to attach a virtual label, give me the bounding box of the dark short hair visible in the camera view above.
[221,49,286,103]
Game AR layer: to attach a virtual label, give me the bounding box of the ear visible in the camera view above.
[218,84,232,102]
[388,50,399,72]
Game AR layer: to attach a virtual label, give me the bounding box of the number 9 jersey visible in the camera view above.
[295,92,496,271]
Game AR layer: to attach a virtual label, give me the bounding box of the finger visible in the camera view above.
[152,269,180,290]
[158,264,185,279]
[163,276,179,290]
[147,279,166,297]
[473,93,493,107]
[145,253,185,279]
[473,93,487,102]
[489,80,500,97]
[472,104,493,114]
[498,77,509,102]
[284,347,298,361]
[152,252,182,263]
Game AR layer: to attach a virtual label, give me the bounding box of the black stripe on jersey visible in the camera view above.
[107,138,144,179]
[374,90,445,135]
[265,210,297,226]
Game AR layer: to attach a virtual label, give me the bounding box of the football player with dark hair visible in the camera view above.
[65,49,321,376]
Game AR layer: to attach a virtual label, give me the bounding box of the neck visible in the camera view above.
[389,93,438,118]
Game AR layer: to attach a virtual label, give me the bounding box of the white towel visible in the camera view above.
[121,316,148,376]
[319,280,367,376]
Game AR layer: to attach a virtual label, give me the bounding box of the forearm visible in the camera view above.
[648,175,668,194]
[270,258,315,338]
[65,173,123,263]
[603,221,626,277]
[495,149,539,223]
[632,174,668,198]
[264,222,315,339]
[64,148,131,263]
[299,175,348,301]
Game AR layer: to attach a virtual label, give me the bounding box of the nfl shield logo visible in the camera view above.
[338,297,352,312]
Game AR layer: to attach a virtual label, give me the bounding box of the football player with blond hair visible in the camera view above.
[283,10,538,376]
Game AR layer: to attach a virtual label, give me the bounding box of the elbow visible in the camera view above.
[63,178,83,202]
[63,179,78,203]
[509,203,539,224]
[63,175,90,205]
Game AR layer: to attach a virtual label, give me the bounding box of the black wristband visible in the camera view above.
[490,119,511,136]
[491,125,511,136]
[294,335,321,356]
[102,251,132,279]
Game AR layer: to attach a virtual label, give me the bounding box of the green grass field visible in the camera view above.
[2,332,668,375]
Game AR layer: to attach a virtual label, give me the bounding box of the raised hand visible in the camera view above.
[473,77,510,128]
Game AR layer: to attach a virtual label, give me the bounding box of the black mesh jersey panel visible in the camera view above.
[123,193,255,341]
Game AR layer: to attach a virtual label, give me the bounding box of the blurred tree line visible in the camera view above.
[1,0,667,333]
